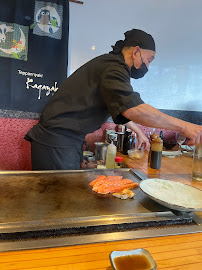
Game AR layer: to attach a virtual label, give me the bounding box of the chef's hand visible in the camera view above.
[125,121,150,150]
[136,132,150,150]
[182,123,202,146]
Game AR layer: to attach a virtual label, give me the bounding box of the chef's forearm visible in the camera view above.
[122,103,186,133]
[125,121,143,135]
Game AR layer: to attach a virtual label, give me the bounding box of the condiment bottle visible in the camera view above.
[150,137,163,169]
[192,143,202,181]
[148,134,159,164]
[159,131,165,141]
[117,124,125,133]
[106,141,117,169]
[115,156,123,168]
[133,132,137,149]
[122,129,133,155]
[150,133,159,141]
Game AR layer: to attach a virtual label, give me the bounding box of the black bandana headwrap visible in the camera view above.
[111,29,156,54]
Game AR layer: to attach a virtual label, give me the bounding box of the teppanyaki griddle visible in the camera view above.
[0,169,192,240]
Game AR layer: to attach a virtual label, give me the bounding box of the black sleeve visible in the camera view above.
[100,63,144,124]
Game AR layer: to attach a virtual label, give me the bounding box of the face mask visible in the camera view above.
[130,63,148,79]
[130,50,148,79]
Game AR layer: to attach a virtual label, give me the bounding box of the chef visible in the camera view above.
[25,29,202,170]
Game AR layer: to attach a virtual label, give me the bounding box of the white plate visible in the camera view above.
[181,145,195,151]
[162,150,181,157]
[140,179,202,211]
[182,150,194,157]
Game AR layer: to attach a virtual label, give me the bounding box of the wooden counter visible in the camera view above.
[0,154,201,270]
[120,151,201,190]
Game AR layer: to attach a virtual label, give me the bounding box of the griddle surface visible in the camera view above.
[0,170,192,238]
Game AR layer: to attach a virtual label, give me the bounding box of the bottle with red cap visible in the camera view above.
[115,156,123,169]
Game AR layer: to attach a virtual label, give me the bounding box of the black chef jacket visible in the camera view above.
[25,53,144,148]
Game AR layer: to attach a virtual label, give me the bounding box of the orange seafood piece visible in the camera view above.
[117,179,133,184]
[97,183,139,194]
[90,175,139,195]
[91,179,106,189]
[92,180,132,192]
[90,175,123,187]
[91,178,131,192]
[90,175,107,186]
[92,180,109,192]
[105,179,133,186]
[93,179,133,191]
[106,176,123,181]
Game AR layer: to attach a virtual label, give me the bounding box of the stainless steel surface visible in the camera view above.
[0,211,190,234]
[83,151,94,162]
[116,132,124,152]
[0,169,189,233]
[0,217,201,252]
[0,169,201,252]
[83,151,93,157]
[94,142,108,161]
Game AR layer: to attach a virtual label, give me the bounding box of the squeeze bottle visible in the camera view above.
[106,141,117,169]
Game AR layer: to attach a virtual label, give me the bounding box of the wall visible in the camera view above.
[69,0,202,115]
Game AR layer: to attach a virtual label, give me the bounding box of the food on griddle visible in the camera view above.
[95,182,138,194]
[113,189,135,199]
[89,175,107,186]
[89,175,123,186]
[89,175,139,194]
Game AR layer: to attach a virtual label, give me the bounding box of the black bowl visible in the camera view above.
[163,142,177,150]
